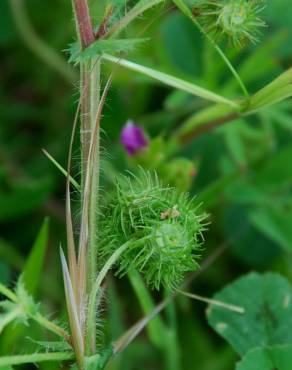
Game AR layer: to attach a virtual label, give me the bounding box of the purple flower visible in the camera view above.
[120,120,148,156]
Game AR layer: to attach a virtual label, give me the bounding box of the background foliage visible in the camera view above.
[0,0,292,369]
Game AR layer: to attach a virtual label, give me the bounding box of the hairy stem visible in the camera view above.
[71,0,95,48]
[107,0,164,38]
[78,58,101,355]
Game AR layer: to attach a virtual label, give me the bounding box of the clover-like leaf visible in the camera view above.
[207,272,292,356]
[236,344,292,370]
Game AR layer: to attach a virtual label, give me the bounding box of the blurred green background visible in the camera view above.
[0,0,292,369]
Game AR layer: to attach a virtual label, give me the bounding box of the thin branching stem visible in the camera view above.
[176,289,245,314]
[172,0,249,99]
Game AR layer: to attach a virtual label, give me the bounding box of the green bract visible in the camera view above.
[195,0,266,46]
[99,171,207,289]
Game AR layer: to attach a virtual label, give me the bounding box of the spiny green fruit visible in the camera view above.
[195,0,266,47]
[99,170,207,290]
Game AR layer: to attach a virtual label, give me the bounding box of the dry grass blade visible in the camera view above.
[77,73,113,353]
[176,290,245,314]
[113,299,170,354]
[60,248,84,368]
[65,100,81,309]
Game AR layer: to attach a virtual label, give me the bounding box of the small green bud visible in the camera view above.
[99,170,207,290]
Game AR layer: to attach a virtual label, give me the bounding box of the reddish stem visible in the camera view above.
[73,0,95,48]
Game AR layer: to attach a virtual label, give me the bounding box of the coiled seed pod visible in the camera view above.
[99,171,207,290]
[195,0,266,47]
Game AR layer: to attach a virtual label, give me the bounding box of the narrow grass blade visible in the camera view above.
[86,241,129,354]
[60,248,84,368]
[65,100,81,308]
[103,54,239,108]
[43,149,80,191]
[22,218,49,295]
[113,299,170,354]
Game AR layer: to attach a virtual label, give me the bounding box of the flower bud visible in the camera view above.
[120,120,148,156]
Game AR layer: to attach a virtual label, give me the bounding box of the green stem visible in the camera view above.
[78,58,101,354]
[128,270,166,349]
[86,242,130,354]
[0,283,17,302]
[32,313,71,342]
[0,307,22,332]
[172,0,249,99]
[10,0,75,83]
[107,0,164,38]
[0,352,74,367]
[176,290,245,314]
[88,58,101,292]
[163,295,180,370]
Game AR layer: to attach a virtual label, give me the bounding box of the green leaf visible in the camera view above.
[250,205,292,252]
[0,238,24,271]
[83,347,113,370]
[84,354,101,370]
[103,54,239,108]
[177,103,235,139]
[128,269,166,349]
[0,179,52,221]
[69,39,148,63]
[29,339,72,352]
[207,272,292,356]
[22,218,50,295]
[0,352,74,367]
[250,68,292,111]
[0,302,23,334]
[254,145,292,191]
[236,344,292,370]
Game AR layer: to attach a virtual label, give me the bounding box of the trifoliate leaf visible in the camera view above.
[69,38,148,63]
[207,272,292,356]
[236,344,292,370]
